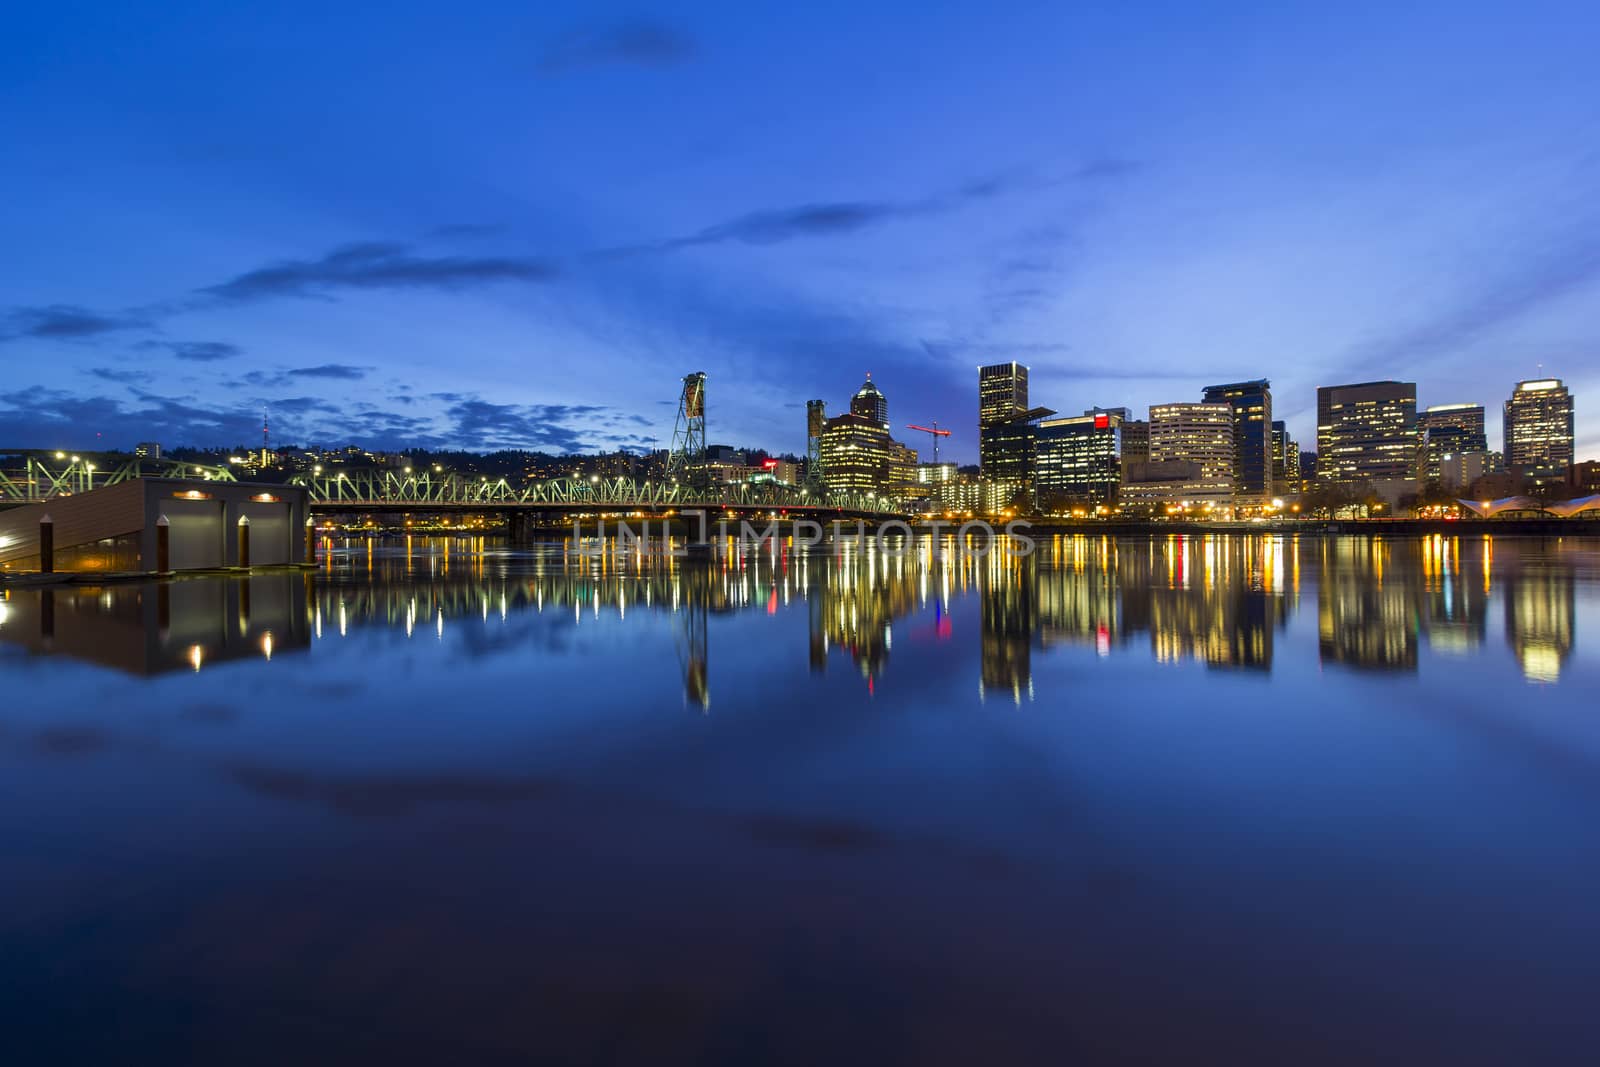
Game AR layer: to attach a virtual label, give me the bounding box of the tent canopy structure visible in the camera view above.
[1457,495,1600,518]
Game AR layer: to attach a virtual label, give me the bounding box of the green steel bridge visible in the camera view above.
[1,453,899,517]
[289,468,897,517]
[0,453,238,502]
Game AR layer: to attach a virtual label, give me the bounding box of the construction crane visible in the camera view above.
[905,421,952,465]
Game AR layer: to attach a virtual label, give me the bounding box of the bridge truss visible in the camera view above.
[0,453,238,502]
[290,468,897,515]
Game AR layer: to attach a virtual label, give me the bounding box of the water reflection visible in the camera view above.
[0,576,308,675]
[2,534,1594,689]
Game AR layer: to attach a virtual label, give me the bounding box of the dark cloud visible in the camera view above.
[538,20,697,74]
[235,364,372,388]
[200,241,558,303]
[138,339,243,362]
[263,396,343,415]
[444,398,606,452]
[0,386,250,447]
[87,366,153,384]
[2,304,143,342]
[598,162,1138,258]
[286,363,370,380]
[0,384,663,454]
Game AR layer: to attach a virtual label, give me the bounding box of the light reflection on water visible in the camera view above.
[2,532,1588,688]
[2,533,1599,1064]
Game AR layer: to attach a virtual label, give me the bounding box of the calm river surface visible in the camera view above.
[2,533,1598,1064]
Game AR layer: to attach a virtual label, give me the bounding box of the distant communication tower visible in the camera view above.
[806,399,827,490]
[666,372,707,484]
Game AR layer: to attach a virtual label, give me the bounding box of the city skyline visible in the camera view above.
[3,2,1599,462]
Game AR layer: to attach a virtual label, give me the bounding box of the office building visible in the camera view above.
[134,442,162,461]
[886,440,920,500]
[1150,403,1234,483]
[1316,380,1418,499]
[1440,450,1502,492]
[1120,420,1150,466]
[1202,380,1272,502]
[1418,404,1487,483]
[818,413,891,496]
[1504,379,1574,471]
[978,363,1053,510]
[980,419,1039,510]
[1035,408,1124,505]
[1568,460,1600,496]
[850,374,889,428]
[1123,402,1235,510]
[1271,420,1300,493]
[979,362,1029,431]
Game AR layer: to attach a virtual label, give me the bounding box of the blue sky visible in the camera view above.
[2,0,1596,462]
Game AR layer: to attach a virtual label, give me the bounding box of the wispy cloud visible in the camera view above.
[596,161,1138,257]
[444,398,608,452]
[234,364,373,389]
[0,385,656,453]
[1,304,145,342]
[920,340,1230,382]
[200,242,559,303]
[138,339,243,362]
[1345,222,1600,372]
[538,20,697,75]
[87,366,153,385]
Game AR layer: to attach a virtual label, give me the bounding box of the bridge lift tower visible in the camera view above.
[805,399,827,491]
[906,421,952,465]
[666,372,707,487]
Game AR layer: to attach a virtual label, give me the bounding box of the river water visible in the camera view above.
[2,533,1597,1064]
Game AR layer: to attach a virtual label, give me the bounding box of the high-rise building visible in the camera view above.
[1504,379,1574,471]
[1202,380,1272,502]
[818,413,891,496]
[979,362,1029,431]
[1120,420,1150,465]
[978,362,1049,511]
[1035,408,1124,505]
[1149,403,1234,483]
[1123,402,1234,509]
[1417,403,1487,483]
[134,442,162,461]
[1270,420,1300,493]
[886,440,920,501]
[850,374,889,428]
[1316,380,1418,497]
[980,419,1039,510]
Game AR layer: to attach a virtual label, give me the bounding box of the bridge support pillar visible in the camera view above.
[38,514,53,574]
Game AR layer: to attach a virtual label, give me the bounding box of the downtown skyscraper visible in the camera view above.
[1316,380,1418,495]
[1202,380,1272,503]
[1504,379,1575,471]
[1417,403,1487,483]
